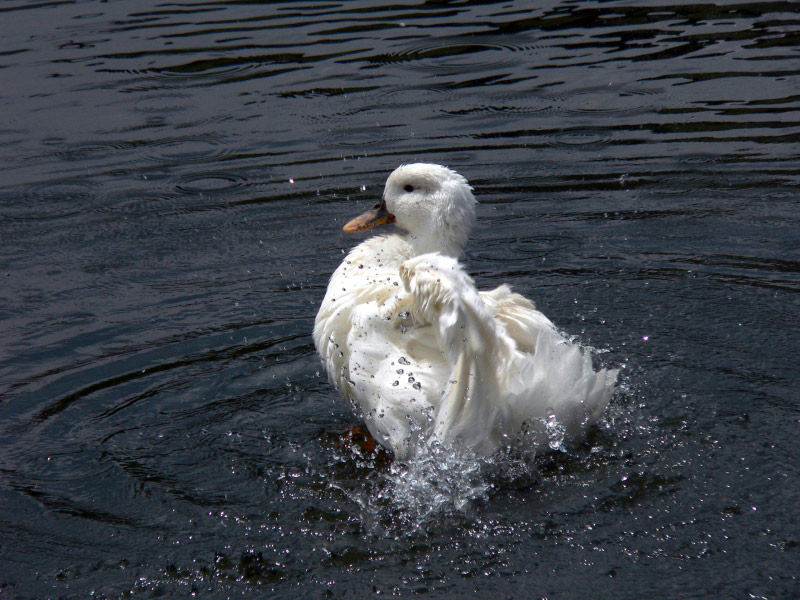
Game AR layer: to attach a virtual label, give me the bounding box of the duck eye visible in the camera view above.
[403,184,414,193]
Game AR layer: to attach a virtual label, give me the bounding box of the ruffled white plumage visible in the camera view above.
[314,164,617,459]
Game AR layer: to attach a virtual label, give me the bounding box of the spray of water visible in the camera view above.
[326,418,560,536]
[322,368,642,537]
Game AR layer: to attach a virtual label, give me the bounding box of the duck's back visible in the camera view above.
[479,284,618,450]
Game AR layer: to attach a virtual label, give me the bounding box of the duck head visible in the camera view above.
[343,163,477,257]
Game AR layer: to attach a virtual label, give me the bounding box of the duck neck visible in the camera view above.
[405,227,462,258]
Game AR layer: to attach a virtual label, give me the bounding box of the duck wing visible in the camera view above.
[400,254,618,454]
[399,253,516,454]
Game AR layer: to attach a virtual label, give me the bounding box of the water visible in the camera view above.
[1,0,798,597]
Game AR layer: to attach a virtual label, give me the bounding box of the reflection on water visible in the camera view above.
[0,0,798,597]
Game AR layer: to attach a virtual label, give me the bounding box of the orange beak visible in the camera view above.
[342,198,396,233]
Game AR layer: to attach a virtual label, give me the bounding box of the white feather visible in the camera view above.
[313,164,618,459]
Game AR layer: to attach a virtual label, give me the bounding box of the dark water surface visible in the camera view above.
[1,1,799,598]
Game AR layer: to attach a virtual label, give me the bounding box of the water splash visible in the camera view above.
[326,421,546,537]
[322,373,639,537]
[375,440,491,534]
[543,413,567,452]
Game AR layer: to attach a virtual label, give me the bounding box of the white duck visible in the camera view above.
[314,164,617,460]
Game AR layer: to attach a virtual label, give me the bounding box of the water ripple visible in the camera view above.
[2,0,799,597]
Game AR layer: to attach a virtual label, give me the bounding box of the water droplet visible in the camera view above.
[543,414,566,452]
